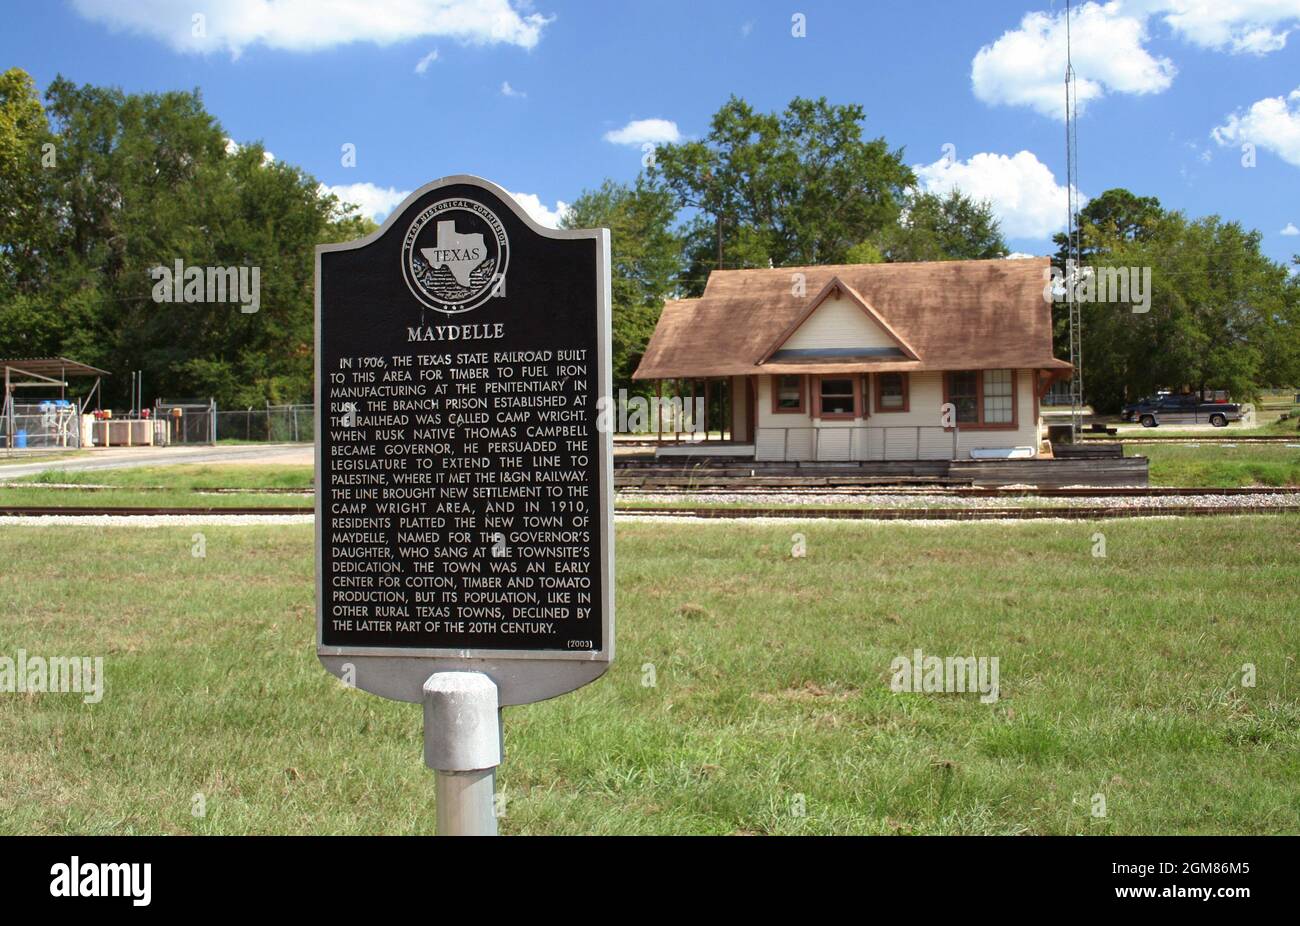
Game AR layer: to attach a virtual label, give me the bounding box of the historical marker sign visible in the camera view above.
[315,175,613,706]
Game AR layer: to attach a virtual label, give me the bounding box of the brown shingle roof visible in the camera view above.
[633,257,1071,379]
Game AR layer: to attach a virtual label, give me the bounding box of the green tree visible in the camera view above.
[1058,187,1163,257]
[0,67,56,295]
[0,69,371,409]
[1052,188,1298,411]
[562,177,680,395]
[650,96,914,293]
[878,189,1008,262]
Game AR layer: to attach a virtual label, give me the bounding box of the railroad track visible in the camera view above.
[0,483,312,494]
[3,482,1297,520]
[617,504,1300,521]
[2,502,1297,521]
[1081,436,1299,444]
[619,485,1300,498]
[0,506,312,516]
[12,483,1298,498]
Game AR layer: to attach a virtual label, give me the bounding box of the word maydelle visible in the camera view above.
[407,323,505,342]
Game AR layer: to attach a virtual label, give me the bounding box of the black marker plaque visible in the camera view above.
[315,176,613,696]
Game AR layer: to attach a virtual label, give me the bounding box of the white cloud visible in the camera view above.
[319,179,569,227]
[972,3,1175,120]
[1004,251,1041,259]
[320,182,410,221]
[1153,0,1300,55]
[1228,24,1292,53]
[414,49,439,74]
[603,118,682,146]
[972,2,1300,119]
[500,80,525,98]
[1282,222,1300,235]
[1211,87,1300,166]
[505,189,569,228]
[70,0,552,56]
[913,150,1083,240]
[318,183,568,227]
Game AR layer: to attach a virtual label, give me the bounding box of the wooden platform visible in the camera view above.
[653,443,756,458]
[1050,442,1124,459]
[948,457,1147,487]
[614,455,1149,488]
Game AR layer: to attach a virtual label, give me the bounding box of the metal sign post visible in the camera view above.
[423,673,501,836]
[315,175,614,835]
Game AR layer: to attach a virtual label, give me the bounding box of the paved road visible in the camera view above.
[0,443,312,480]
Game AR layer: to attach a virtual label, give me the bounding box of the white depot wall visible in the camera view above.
[782,293,898,351]
[753,370,1042,460]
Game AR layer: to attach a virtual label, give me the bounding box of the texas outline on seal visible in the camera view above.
[401,197,509,314]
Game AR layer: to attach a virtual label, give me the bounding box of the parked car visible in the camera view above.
[1129,393,1243,428]
[1120,394,1167,422]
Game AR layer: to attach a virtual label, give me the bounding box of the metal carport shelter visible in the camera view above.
[2,357,110,449]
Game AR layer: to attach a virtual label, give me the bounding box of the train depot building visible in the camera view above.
[634,257,1075,464]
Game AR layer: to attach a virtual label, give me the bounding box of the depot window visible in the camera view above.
[944,370,1016,428]
[818,377,857,418]
[773,375,804,413]
[982,369,1014,424]
[875,372,908,412]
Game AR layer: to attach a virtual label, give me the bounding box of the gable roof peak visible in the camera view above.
[756,274,919,364]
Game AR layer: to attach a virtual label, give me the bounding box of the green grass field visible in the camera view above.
[0,464,314,509]
[1135,443,1300,487]
[1,516,1296,835]
[0,487,309,508]
[16,463,314,489]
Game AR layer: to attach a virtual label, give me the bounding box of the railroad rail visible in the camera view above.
[2,499,1297,520]
[0,506,312,516]
[1080,436,1299,444]
[3,486,1296,504]
[618,485,1300,498]
[0,483,311,494]
[617,504,1300,521]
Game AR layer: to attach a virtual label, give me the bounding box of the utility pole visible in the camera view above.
[1065,0,1084,435]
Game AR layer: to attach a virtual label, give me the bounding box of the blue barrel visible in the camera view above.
[15,430,27,448]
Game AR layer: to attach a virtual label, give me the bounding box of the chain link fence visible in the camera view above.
[1,400,84,449]
[155,401,217,444]
[1,399,316,448]
[214,404,314,443]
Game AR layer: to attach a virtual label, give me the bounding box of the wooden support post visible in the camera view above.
[694,379,700,441]
[676,379,683,444]
[723,378,731,443]
[703,379,711,443]
[656,380,663,445]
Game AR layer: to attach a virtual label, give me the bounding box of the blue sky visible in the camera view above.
[4,0,1300,263]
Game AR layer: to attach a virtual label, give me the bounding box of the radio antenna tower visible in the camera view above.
[1064,0,1084,434]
